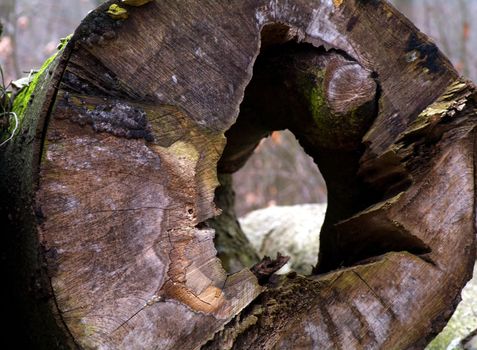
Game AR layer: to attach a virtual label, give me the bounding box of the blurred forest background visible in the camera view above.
[1,0,476,215]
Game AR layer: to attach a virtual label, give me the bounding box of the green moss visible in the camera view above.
[297,68,369,150]
[57,34,72,51]
[12,34,71,128]
[300,68,327,126]
[297,68,335,148]
[12,56,55,125]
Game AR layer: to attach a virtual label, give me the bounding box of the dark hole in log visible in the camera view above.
[336,214,432,267]
[202,23,430,276]
[208,131,327,275]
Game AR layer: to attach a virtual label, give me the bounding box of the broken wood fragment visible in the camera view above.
[251,253,290,285]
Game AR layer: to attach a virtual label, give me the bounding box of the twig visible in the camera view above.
[0,111,18,147]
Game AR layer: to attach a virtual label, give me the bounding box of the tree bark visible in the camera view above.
[0,0,476,349]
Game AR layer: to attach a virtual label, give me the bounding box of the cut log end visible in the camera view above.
[0,0,475,349]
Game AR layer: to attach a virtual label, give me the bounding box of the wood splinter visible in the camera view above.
[251,253,290,285]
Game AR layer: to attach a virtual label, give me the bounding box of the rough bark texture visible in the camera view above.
[0,0,476,349]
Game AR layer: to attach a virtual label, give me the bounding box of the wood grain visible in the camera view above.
[0,0,475,349]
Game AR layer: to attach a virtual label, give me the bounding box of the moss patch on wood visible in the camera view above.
[12,35,71,128]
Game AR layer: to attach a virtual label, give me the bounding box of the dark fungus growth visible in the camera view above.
[75,8,122,48]
[405,32,442,73]
[67,99,154,142]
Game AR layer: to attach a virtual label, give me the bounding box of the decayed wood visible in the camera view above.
[0,0,476,349]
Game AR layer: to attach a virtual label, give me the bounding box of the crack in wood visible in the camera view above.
[317,300,343,350]
[111,293,165,335]
[85,206,179,215]
[349,301,377,346]
[352,270,397,320]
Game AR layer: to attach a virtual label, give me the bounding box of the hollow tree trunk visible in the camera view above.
[0,0,476,349]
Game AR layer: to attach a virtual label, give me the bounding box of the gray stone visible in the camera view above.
[239,204,326,274]
[426,264,477,350]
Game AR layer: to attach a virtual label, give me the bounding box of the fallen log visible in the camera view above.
[0,0,476,349]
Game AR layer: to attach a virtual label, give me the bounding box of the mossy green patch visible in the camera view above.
[12,34,71,129]
[299,68,327,126]
[12,55,56,126]
[297,68,369,150]
[297,68,334,147]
